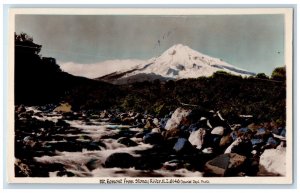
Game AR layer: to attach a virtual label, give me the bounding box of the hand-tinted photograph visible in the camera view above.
[9,8,293,184]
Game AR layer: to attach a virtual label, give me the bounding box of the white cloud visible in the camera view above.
[58,59,146,79]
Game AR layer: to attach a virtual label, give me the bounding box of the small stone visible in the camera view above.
[211,126,225,136]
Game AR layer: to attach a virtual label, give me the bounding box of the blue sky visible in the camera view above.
[15,14,284,75]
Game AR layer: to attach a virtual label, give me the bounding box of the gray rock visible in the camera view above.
[204,153,246,176]
[165,107,192,130]
[258,148,286,176]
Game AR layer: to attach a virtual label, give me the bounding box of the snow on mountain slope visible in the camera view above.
[97,44,255,84]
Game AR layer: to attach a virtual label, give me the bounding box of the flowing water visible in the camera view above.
[25,107,203,177]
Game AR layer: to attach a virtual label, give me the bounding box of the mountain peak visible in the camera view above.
[163,44,197,56]
[167,44,189,50]
[97,44,255,84]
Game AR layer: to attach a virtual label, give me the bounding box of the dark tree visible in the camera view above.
[256,73,269,79]
[15,33,67,104]
[271,66,286,81]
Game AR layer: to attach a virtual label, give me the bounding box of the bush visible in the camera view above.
[256,73,269,79]
[271,66,286,81]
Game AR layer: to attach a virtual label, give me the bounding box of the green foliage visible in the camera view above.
[153,102,167,117]
[211,70,231,78]
[109,71,285,123]
[121,95,137,109]
[271,66,286,81]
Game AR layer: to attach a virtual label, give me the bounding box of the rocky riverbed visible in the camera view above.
[14,104,286,177]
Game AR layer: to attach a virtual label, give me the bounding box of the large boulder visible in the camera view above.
[188,128,206,149]
[165,108,192,130]
[104,153,136,168]
[204,153,246,176]
[258,148,286,176]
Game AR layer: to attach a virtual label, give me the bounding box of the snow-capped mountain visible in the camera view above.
[97,44,255,84]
